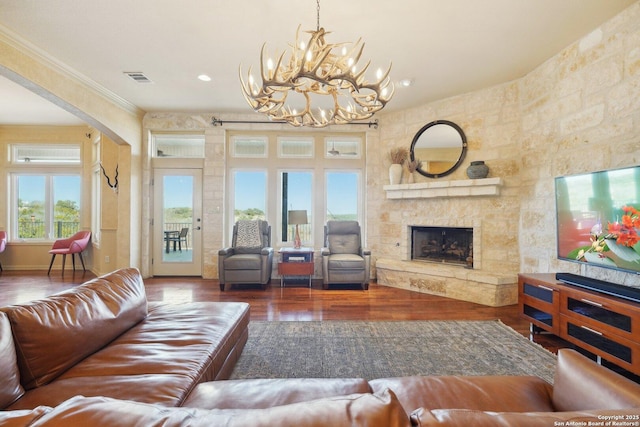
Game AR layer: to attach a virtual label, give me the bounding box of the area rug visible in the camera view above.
[230,320,557,383]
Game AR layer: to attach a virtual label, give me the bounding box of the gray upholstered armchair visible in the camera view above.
[218,220,273,291]
[321,220,371,290]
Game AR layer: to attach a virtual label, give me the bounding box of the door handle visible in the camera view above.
[195,226,201,230]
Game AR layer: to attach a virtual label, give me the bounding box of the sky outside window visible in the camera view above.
[327,172,358,220]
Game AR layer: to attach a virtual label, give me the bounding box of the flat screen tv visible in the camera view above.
[555,165,640,275]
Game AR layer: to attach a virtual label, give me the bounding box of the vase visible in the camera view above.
[466,161,489,179]
[389,164,403,185]
[406,172,415,184]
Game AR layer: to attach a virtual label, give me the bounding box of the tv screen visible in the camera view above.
[555,165,640,275]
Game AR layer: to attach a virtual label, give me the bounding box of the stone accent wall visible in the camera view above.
[370,2,640,290]
[518,2,640,288]
[371,82,523,280]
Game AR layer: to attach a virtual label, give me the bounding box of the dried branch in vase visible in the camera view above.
[390,148,409,165]
[407,159,422,173]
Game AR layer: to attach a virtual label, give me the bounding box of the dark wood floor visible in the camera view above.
[0,270,567,353]
[6,270,640,383]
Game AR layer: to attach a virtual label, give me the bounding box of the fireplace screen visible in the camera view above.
[411,226,473,267]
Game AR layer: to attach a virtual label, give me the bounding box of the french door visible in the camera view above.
[152,168,202,276]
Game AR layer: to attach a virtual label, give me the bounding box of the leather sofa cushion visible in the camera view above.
[183,378,372,409]
[7,301,250,410]
[370,375,554,415]
[552,346,640,411]
[410,408,640,427]
[31,389,411,427]
[1,268,147,390]
[0,312,24,408]
[0,406,52,427]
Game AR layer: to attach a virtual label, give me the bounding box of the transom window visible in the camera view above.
[153,134,205,158]
[12,144,81,164]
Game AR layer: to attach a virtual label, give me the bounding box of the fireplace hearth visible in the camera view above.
[411,226,473,267]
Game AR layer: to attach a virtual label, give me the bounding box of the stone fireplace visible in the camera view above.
[375,179,517,307]
[375,217,517,307]
[411,226,473,267]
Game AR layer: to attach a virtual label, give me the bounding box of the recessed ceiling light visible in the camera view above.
[399,78,414,87]
[198,74,212,82]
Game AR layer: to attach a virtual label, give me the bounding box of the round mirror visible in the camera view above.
[410,120,467,178]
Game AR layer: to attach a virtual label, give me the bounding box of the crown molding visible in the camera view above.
[0,24,143,118]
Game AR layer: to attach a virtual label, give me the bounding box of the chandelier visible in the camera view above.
[239,0,394,128]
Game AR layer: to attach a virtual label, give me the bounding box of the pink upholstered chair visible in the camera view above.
[47,231,91,275]
[0,231,7,272]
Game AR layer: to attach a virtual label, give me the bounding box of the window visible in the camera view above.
[153,134,205,158]
[14,174,81,239]
[324,137,362,159]
[227,131,365,248]
[9,143,83,241]
[281,171,313,243]
[278,137,314,158]
[326,171,359,221]
[233,171,267,223]
[12,144,81,164]
[231,136,268,158]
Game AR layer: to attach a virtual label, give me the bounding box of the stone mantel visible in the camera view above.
[383,177,503,199]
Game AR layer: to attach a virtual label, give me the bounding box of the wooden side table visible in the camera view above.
[278,247,314,287]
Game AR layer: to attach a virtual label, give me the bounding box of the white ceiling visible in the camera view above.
[0,0,636,126]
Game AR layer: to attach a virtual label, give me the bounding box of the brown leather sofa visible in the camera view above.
[1,268,639,426]
[2,348,639,426]
[0,267,250,411]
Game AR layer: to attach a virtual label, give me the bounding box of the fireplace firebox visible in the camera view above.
[411,226,473,267]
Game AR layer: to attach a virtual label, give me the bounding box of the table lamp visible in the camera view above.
[288,210,308,249]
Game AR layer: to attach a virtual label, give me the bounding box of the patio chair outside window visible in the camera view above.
[166,227,189,252]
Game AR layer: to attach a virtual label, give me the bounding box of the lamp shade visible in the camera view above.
[288,210,308,225]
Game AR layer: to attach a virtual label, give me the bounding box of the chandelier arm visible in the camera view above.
[293,25,304,61]
[357,78,394,100]
[270,50,290,82]
[368,63,394,86]
[300,42,331,73]
[347,40,366,67]
[351,60,372,84]
[324,55,356,84]
[298,31,321,74]
[239,67,260,108]
[258,44,268,82]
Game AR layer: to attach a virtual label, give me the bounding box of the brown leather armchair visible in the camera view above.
[321,221,371,290]
[218,220,273,291]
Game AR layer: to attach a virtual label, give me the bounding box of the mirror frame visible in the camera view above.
[410,120,467,178]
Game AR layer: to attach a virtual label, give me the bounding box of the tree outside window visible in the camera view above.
[16,175,81,239]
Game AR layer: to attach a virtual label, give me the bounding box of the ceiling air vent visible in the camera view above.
[124,72,153,83]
